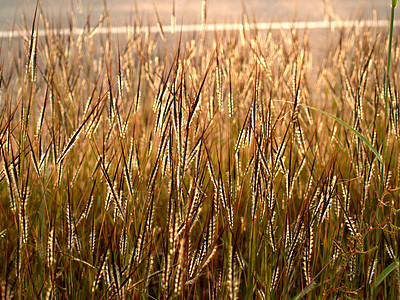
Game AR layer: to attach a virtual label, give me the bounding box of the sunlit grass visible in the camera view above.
[0,2,399,299]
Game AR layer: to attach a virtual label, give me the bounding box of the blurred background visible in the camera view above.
[0,0,393,30]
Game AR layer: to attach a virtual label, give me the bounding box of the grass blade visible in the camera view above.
[374,259,399,288]
[303,105,382,163]
[294,282,318,300]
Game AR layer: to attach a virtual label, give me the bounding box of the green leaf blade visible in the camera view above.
[303,105,382,164]
[293,282,318,300]
[374,259,399,288]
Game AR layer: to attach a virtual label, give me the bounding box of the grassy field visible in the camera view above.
[1,2,400,299]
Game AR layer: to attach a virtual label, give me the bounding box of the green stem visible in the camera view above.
[380,3,396,200]
[375,3,397,285]
[384,6,395,122]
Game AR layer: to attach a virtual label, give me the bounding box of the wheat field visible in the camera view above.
[0,2,400,299]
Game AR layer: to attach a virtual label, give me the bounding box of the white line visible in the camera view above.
[0,19,398,39]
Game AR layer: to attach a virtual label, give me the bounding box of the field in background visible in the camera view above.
[0,3,400,299]
[0,0,393,29]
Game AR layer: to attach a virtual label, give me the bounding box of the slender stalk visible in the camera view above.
[380,2,396,199]
[375,3,397,294]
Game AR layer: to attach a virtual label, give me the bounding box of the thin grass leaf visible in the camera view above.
[303,105,382,163]
[374,259,399,288]
[294,281,318,300]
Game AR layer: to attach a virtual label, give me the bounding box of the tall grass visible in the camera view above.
[0,3,400,299]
